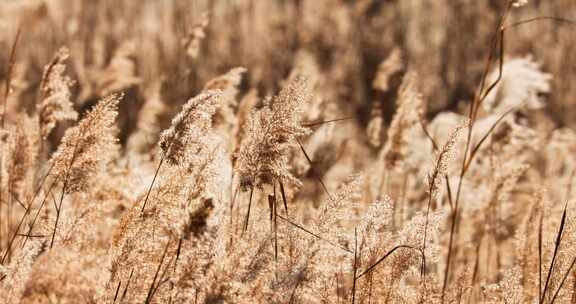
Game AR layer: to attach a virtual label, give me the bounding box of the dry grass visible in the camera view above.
[1,0,576,303]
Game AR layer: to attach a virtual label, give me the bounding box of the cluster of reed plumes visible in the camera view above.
[1,0,576,303]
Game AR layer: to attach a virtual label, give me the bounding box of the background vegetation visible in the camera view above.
[1,0,576,303]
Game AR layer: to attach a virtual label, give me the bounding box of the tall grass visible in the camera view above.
[0,0,575,303]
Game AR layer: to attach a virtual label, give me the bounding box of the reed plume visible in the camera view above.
[236,75,311,190]
[38,47,77,140]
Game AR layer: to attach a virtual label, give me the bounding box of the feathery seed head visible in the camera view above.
[381,72,424,170]
[427,118,469,198]
[159,90,223,166]
[38,47,78,139]
[50,93,121,193]
[184,12,210,60]
[236,75,311,190]
[483,56,550,114]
